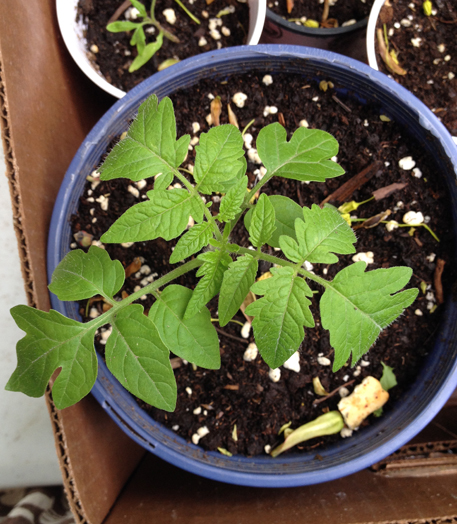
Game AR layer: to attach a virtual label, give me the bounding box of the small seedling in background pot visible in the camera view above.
[6,96,418,432]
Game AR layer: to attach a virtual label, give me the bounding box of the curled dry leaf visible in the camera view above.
[227,104,239,128]
[313,376,329,396]
[373,182,408,201]
[377,28,407,76]
[125,256,142,278]
[354,209,392,230]
[211,96,222,127]
[434,258,445,305]
[286,0,294,14]
[240,290,256,323]
[379,0,393,24]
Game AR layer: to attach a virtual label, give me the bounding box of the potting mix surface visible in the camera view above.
[77,0,249,93]
[71,72,454,457]
[376,0,457,136]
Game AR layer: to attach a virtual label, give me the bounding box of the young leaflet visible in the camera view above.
[6,94,418,411]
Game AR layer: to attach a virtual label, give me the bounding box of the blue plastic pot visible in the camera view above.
[48,44,457,488]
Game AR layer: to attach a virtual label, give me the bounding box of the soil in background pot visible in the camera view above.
[71,71,455,457]
[376,0,457,136]
[78,0,250,93]
[268,0,374,28]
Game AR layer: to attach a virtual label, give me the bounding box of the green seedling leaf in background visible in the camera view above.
[149,285,220,369]
[129,33,164,73]
[106,304,177,411]
[218,254,258,326]
[256,123,345,182]
[99,96,190,182]
[6,306,98,410]
[48,246,125,302]
[320,263,418,371]
[374,362,398,417]
[245,267,315,369]
[247,193,276,248]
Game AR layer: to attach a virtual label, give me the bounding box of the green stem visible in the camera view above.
[174,0,200,24]
[148,0,180,42]
[241,119,255,136]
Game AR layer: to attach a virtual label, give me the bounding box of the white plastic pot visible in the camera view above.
[56,0,266,99]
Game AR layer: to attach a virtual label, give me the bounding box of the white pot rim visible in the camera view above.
[56,0,266,99]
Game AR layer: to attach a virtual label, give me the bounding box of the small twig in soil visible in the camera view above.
[223,384,239,391]
[313,380,356,405]
[434,258,446,305]
[278,112,286,127]
[108,0,131,24]
[296,181,304,207]
[215,326,249,344]
[331,95,352,113]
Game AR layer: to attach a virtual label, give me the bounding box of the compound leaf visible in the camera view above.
[6,306,97,410]
[193,125,245,194]
[99,95,190,182]
[184,250,232,319]
[248,193,276,248]
[149,285,220,369]
[256,123,344,182]
[320,263,418,371]
[48,246,125,301]
[219,254,258,326]
[245,266,314,369]
[101,189,202,243]
[279,204,356,264]
[169,222,213,264]
[218,177,248,222]
[106,304,176,411]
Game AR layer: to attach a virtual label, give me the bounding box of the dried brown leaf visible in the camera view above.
[377,28,407,76]
[211,96,222,126]
[227,104,239,128]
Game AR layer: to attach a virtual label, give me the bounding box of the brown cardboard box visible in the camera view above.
[1,2,456,523]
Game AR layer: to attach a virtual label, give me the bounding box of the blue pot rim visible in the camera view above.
[47,44,457,488]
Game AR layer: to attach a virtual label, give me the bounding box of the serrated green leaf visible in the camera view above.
[279,204,356,264]
[244,195,302,249]
[48,246,125,301]
[194,125,245,194]
[248,193,276,248]
[218,157,247,194]
[380,362,397,391]
[130,25,146,54]
[106,304,176,411]
[170,222,213,264]
[320,263,418,371]
[107,21,140,32]
[99,95,190,182]
[245,266,314,368]
[184,250,232,319]
[101,189,202,243]
[129,33,164,72]
[129,0,148,17]
[6,306,97,409]
[154,172,174,191]
[219,254,258,326]
[218,177,248,222]
[149,285,220,369]
[256,123,345,182]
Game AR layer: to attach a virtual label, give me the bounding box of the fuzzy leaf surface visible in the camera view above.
[248,193,276,248]
[279,204,356,264]
[99,95,190,182]
[218,255,258,326]
[149,285,220,369]
[184,250,232,319]
[101,189,202,243]
[218,177,248,222]
[6,306,97,409]
[169,222,213,264]
[106,304,176,411]
[256,123,344,182]
[193,125,245,194]
[48,246,125,301]
[320,263,418,371]
[245,267,314,369]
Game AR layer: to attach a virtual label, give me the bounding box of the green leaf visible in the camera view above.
[218,157,247,193]
[107,21,140,32]
[169,222,213,264]
[256,123,345,182]
[248,193,276,248]
[99,95,190,182]
[320,263,418,371]
[279,204,356,264]
[130,25,146,54]
[106,304,176,411]
[380,362,397,391]
[48,246,125,301]
[244,195,302,249]
[101,189,202,243]
[129,32,164,72]
[218,177,248,222]
[193,125,245,194]
[184,250,232,319]
[6,306,97,409]
[149,285,220,369]
[154,172,174,191]
[218,254,258,326]
[245,266,314,368]
[129,0,148,17]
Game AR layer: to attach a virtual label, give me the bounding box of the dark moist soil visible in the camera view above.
[376,0,457,136]
[77,0,250,93]
[268,0,374,27]
[71,71,455,457]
